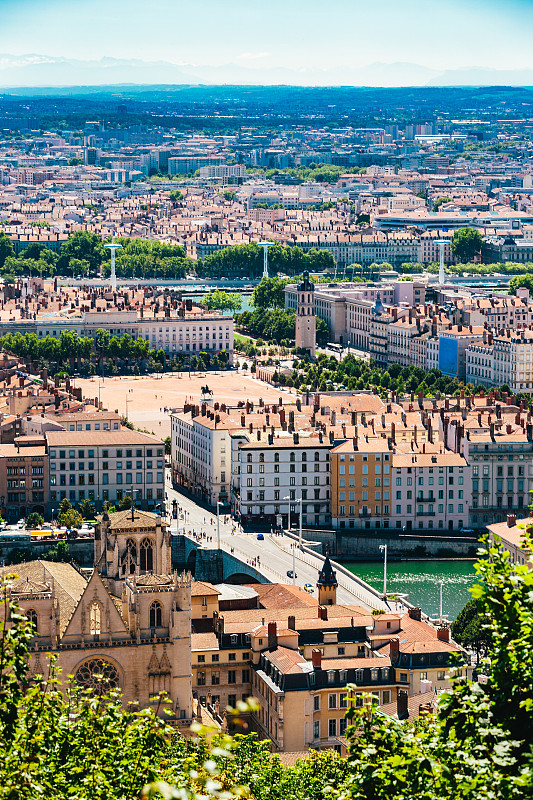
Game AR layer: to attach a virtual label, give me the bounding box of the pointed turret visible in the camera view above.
[317,555,337,606]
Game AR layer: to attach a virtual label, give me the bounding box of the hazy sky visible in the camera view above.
[2,0,533,71]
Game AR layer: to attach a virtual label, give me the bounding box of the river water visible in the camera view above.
[342,560,478,620]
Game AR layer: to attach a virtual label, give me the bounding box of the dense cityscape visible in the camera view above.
[0,15,531,798]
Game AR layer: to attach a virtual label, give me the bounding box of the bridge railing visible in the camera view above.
[275,533,386,608]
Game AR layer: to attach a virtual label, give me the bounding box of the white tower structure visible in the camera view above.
[435,239,447,285]
[104,235,122,292]
[295,271,316,358]
[258,241,275,279]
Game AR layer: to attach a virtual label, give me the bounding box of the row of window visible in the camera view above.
[49,488,164,502]
[51,472,163,486]
[50,448,163,459]
[197,669,250,686]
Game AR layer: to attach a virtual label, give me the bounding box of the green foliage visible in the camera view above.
[42,540,71,563]
[219,190,236,201]
[58,230,105,273]
[336,531,533,800]
[451,597,491,664]
[251,276,290,309]
[0,232,15,270]
[25,512,44,529]
[56,499,83,529]
[68,156,83,165]
[77,499,96,520]
[451,227,483,263]
[200,242,334,280]
[168,190,184,202]
[163,436,171,456]
[201,289,242,312]
[118,495,133,511]
[235,308,296,344]
[432,195,451,211]
[509,274,533,296]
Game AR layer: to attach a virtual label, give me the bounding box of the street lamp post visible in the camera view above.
[298,496,303,550]
[292,543,296,586]
[379,544,388,598]
[217,500,223,549]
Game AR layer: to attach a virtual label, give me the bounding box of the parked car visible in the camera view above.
[286,570,297,579]
[256,533,264,540]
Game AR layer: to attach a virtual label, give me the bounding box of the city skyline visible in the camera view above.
[1,0,533,86]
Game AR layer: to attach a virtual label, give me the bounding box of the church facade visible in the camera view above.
[5,508,193,726]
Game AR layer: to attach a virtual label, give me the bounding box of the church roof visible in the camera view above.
[10,577,50,595]
[135,574,173,586]
[2,560,88,636]
[317,555,338,587]
[100,509,165,532]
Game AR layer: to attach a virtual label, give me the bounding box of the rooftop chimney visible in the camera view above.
[267,621,278,650]
[311,649,322,670]
[436,627,450,643]
[397,689,409,720]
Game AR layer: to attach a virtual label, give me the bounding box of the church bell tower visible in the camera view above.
[295,270,316,359]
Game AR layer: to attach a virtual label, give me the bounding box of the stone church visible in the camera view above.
[4,508,193,725]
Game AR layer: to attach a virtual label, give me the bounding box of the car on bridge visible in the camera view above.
[257,533,264,540]
[304,583,314,593]
[287,570,297,579]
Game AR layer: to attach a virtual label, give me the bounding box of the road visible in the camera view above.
[164,474,388,611]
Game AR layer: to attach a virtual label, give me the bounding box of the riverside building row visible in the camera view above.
[0,284,234,365]
[170,389,533,532]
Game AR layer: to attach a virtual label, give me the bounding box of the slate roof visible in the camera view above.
[3,560,88,636]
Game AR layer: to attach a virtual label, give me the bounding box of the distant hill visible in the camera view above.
[1,54,533,89]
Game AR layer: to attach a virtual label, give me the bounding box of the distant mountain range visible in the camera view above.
[1,54,533,88]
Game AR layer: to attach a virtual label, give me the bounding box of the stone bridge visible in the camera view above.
[171,535,269,584]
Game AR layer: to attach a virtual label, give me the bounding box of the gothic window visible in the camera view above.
[75,658,120,694]
[149,601,162,628]
[26,608,38,634]
[89,602,101,635]
[140,538,154,572]
[124,538,137,575]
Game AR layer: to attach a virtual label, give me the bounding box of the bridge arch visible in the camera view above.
[224,572,261,585]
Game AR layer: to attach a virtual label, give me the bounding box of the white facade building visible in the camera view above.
[46,429,165,514]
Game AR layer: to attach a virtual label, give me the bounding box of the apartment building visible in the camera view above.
[331,438,392,530]
[438,325,485,381]
[488,514,532,568]
[249,605,464,752]
[46,429,165,514]
[171,406,233,507]
[0,439,48,522]
[237,434,332,528]
[465,329,533,393]
[463,422,533,529]
[330,437,469,532]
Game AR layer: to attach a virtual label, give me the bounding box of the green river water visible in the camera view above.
[342,560,478,620]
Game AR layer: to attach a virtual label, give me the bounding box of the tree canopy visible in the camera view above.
[201,289,242,312]
[508,274,533,297]
[451,227,483,263]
